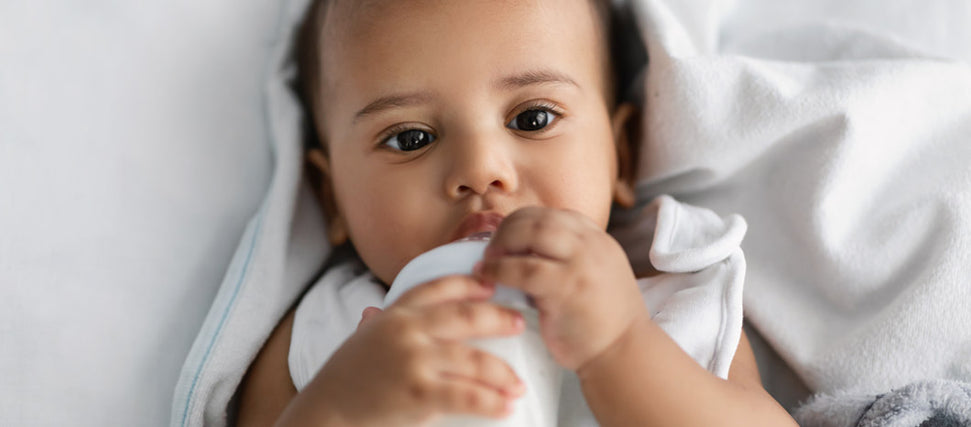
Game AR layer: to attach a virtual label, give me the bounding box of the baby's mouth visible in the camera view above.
[451,211,505,242]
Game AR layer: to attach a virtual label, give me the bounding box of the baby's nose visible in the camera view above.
[444,137,518,198]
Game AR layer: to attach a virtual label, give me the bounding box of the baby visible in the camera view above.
[237,0,797,425]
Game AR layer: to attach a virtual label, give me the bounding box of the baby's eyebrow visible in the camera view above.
[495,69,580,91]
[354,91,434,123]
[352,70,577,124]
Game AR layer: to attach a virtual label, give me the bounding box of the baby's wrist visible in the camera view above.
[276,388,351,427]
[575,311,654,381]
[283,364,366,427]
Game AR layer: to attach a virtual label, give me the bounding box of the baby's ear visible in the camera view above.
[307,149,349,247]
[611,102,640,208]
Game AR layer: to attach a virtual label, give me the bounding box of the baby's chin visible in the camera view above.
[369,254,419,289]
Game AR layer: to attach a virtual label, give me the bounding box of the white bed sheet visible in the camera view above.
[0,1,281,425]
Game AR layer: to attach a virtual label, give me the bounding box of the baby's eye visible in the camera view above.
[383,129,436,152]
[507,108,558,132]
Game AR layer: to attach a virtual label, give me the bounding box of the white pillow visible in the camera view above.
[0,1,282,425]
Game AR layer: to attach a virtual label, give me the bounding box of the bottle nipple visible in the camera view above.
[461,231,494,241]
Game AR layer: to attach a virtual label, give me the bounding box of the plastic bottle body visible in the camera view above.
[384,239,561,427]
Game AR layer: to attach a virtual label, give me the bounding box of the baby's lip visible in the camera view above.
[451,211,504,242]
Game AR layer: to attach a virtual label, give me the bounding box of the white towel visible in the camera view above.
[289,195,747,425]
[169,0,324,425]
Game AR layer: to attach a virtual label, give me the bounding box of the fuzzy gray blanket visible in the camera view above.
[795,380,971,427]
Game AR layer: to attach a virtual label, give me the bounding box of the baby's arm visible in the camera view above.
[576,316,794,425]
[476,207,796,426]
[237,276,526,426]
[237,308,300,426]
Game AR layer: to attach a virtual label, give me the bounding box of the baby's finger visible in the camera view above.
[431,377,514,419]
[485,208,583,262]
[477,255,565,300]
[357,306,383,329]
[421,301,524,341]
[438,343,525,398]
[394,274,494,308]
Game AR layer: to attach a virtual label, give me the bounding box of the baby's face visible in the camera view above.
[314,0,629,284]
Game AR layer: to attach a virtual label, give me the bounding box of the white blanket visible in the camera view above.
[625,0,971,407]
[1,1,279,425]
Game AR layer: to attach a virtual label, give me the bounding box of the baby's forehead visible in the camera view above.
[324,0,609,41]
[318,0,613,78]
[302,0,617,124]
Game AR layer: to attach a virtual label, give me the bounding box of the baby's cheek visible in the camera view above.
[548,138,616,228]
[550,180,614,230]
[349,223,401,282]
[349,211,440,285]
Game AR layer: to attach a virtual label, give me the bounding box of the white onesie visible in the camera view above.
[288,195,747,426]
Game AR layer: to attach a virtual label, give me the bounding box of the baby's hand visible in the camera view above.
[474,207,646,372]
[309,275,526,426]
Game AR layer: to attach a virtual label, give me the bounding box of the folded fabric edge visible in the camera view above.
[170,0,314,425]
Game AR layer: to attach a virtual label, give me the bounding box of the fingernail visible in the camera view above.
[508,380,526,397]
[504,400,516,415]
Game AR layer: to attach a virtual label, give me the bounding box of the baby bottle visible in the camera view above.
[383,235,562,427]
